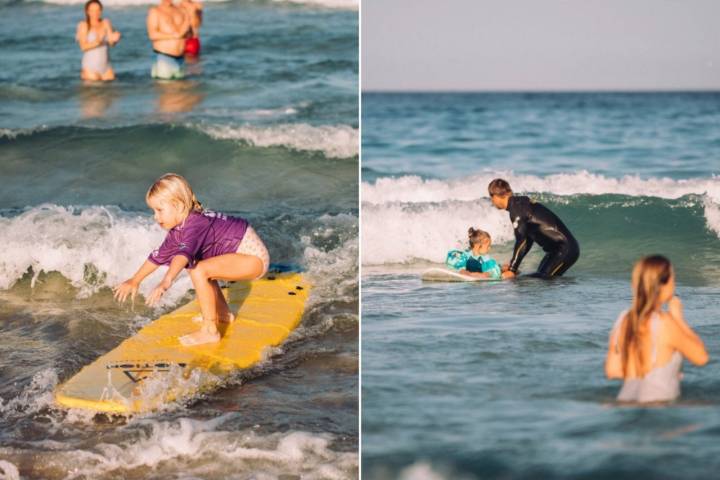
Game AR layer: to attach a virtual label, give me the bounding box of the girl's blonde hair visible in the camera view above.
[622,255,672,376]
[468,227,491,249]
[146,173,203,215]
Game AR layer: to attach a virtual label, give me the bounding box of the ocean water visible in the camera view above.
[362,92,720,479]
[0,1,358,478]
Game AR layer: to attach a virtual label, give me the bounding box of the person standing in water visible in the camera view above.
[488,178,580,279]
[76,0,121,82]
[180,0,203,57]
[146,0,190,79]
[605,255,708,403]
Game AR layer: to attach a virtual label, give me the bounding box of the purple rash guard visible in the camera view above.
[148,210,249,269]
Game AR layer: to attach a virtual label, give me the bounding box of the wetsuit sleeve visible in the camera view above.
[507,199,535,273]
[508,223,533,273]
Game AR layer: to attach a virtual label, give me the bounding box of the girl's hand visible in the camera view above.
[146,283,168,306]
[668,296,684,321]
[113,279,139,303]
[110,31,121,44]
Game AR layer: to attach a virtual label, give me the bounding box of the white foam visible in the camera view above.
[241,106,298,120]
[362,171,720,204]
[199,123,359,159]
[362,200,512,266]
[0,368,58,418]
[32,416,357,479]
[705,197,720,237]
[362,172,720,265]
[297,213,358,336]
[302,213,358,303]
[0,461,19,480]
[0,205,192,305]
[0,204,359,317]
[0,126,48,140]
[0,371,357,477]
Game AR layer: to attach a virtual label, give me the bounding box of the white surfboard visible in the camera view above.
[421,267,499,282]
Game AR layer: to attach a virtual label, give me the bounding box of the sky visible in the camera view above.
[362,0,720,91]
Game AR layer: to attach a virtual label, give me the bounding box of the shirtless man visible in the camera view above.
[180,0,203,56]
[147,0,190,79]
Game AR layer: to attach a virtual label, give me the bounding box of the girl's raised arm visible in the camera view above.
[104,19,121,46]
[667,297,709,366]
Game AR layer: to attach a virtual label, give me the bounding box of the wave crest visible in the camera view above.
[200,123,358,159]
[363,171,720,204]
[362,172,720,266]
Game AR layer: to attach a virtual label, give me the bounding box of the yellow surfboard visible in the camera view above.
[55,272,310,414]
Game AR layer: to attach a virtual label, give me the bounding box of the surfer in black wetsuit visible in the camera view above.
[488,178,580,279]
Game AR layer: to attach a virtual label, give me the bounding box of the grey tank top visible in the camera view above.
[614,310,683,403]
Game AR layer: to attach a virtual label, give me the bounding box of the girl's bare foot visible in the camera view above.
[179,326,221,346]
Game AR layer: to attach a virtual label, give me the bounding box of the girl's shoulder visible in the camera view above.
[186,210,212,224]
[655,311,677,332]
[185,210,240,226]
[612,309,629,331]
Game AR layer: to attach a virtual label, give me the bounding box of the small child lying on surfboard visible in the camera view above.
[445,228,502,280]
[113,173,270,347]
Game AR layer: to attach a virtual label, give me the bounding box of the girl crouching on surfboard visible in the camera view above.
[605,255,708,403]
[446,228,502,280]
[113,173,270,346]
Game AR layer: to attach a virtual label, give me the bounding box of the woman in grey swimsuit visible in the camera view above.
[605,255,708,403]
[76,0,121,81]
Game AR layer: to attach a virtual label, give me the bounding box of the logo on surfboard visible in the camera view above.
[106,361,188,383]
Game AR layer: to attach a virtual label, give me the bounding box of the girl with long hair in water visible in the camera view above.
[605,255,708,403]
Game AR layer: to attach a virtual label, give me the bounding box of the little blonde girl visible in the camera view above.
[113,173,270,346]
[445,228,502,280]
[605,255,708,403]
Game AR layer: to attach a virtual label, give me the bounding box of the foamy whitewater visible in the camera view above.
[362,172,720,266]
[362,92,720,479]
[0,1,357,478]
[0,203,358,478]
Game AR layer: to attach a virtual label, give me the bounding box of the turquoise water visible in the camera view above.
[0,1,358,478]
[362,92,720,479]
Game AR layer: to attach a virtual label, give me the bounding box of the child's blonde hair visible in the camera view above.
[468,227,491,249]
[622,255,673,376]
[146,173,203,215]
